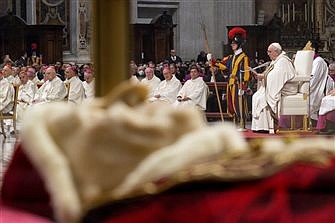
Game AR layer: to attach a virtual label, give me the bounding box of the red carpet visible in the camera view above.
[243,129,324,139]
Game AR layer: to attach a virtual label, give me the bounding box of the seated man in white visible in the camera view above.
[141,67,161,98]
[64,66,85,104]
[174,65,208,110]
[33,66,67,105]
[251,43,298,133]
[82,68,95,101]
[149,67,182,104]
[0,69,14,114]
[17,71,37,122]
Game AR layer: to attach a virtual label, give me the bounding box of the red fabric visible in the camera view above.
[1,144,54,220]
[2,144,335,223]
[95,160,335,223]
[0,202,53,223]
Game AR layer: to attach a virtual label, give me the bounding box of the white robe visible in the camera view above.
[325,76,334,95]
[6,75,20,85]
[83,79,95,101]
[141,76,161,98]
[66,76,85,104]
[34,76,67,104]
[174,77,208,110]
[252,52,297,132]
[149,75,182,104]
[17,80,37,121]
[309,56,328,120]
[319,95,335,115]
[0,77,14,113]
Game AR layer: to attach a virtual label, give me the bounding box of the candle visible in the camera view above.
[282,4,285,23]
[311,3,313,23]
[293,3,295,21]
[287,4,290,23]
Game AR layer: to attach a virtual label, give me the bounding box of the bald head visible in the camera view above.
[144,67,154,80]
[45,67,57,81]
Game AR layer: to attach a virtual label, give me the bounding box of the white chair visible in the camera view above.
[279,50,313,131]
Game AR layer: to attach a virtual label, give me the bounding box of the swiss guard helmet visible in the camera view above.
[228,27,247,48]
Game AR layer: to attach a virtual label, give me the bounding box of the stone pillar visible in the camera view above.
[26,0,36,25]
[315,0,324,33]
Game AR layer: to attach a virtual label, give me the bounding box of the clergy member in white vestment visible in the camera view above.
[33,67,67,105]
[0,69,14,114]
[82,69,95,101]
[141,67,161,98]
[64,66,85,104]
[149,67,182,104]
[309,41,329,121]
[251,43,297,133]
[16,71,37,121]
[174,65,208,110]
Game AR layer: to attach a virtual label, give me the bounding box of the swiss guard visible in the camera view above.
[215,27,251,129]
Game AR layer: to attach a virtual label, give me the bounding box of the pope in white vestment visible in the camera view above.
[251,43,297,133]
[174,66,208,110]
[149,68,182,104]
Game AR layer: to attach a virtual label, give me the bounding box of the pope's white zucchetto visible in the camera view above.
[270,42,282,51]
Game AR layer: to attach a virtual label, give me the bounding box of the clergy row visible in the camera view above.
[0,64,95,123]
[130,65,208,111]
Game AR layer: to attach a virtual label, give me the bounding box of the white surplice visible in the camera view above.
[17,80,37,121]
[252,52,297,132]
[0,77,14,113]
[149,75,182,104]
[83,79,95,101]
[34,76,67,104]
[66,76,85,104]
[141,76,161,98]
[173,76,208,110]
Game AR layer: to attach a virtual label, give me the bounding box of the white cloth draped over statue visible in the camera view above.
[149,75,182,104]
[251,52,297,132]
[173,77,208,110]
[309,56,328,120]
